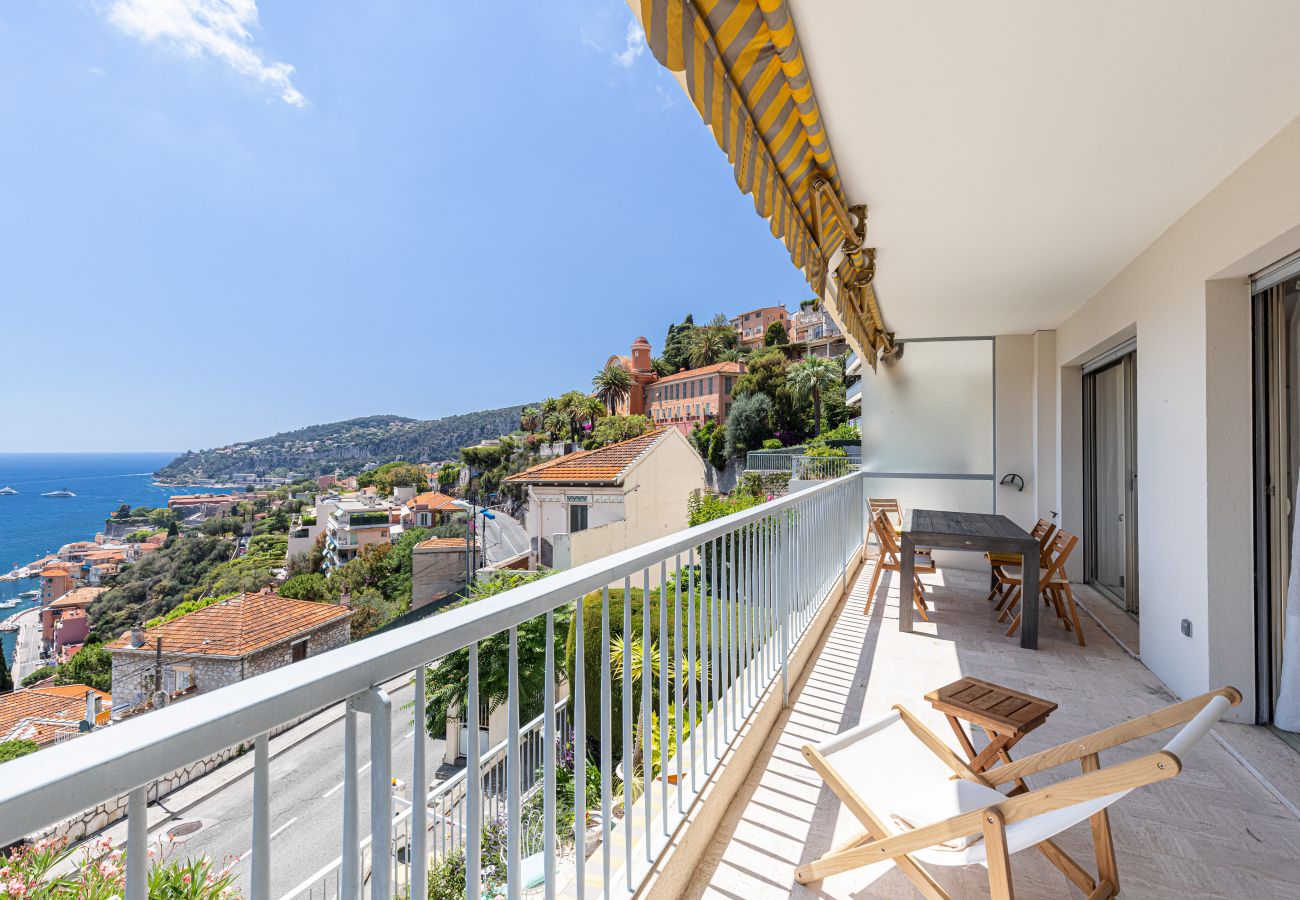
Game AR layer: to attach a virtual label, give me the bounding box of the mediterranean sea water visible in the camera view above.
[0,452,220,664]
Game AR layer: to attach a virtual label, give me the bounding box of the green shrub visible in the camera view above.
[761,438,783,450]
[0,738,38,763]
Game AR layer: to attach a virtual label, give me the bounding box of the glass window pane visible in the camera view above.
[861,339,993,475]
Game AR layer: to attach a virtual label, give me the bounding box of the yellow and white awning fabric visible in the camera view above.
[637,0,894,366]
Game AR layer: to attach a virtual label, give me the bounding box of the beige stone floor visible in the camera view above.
[686,560,1300,899]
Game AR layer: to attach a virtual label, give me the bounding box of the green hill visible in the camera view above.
[155,406,527,482]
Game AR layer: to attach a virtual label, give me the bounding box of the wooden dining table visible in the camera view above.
[899,509,1042,649]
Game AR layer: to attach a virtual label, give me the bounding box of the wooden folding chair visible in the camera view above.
[869,498,933,562]
[868,510,934,621]
[984,519,1056,605]
[994,530,1084,645]
[795,687,1241,899]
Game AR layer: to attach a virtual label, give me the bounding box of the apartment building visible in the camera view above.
[790,301,848,358]
[323,496,398,570]
[730,304,789,349]
[644,360,745,433]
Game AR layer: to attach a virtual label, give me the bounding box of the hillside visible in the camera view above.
[155,406,527,481]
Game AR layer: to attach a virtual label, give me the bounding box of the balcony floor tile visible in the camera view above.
[686,560,1300,899]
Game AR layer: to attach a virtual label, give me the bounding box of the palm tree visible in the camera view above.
[557,390,589,442]
[688,327,730,368]
[520,406,541,435]
[582,396,607,431]
[788,356,841,436]
[592,363,633,415]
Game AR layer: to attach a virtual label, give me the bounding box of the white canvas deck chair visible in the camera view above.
[795,687,1240,899]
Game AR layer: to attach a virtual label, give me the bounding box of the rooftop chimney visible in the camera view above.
[129,625,145,648]
[85,689,100,725]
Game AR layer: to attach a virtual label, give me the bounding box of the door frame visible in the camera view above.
[1083,343,1139,616]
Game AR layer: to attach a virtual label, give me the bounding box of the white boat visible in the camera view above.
[41,489,75,498]
[0,486,16,495]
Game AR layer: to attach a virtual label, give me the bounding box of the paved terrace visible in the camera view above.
[689,560,1300,899]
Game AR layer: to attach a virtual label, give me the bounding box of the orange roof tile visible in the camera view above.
[505,429,669,486]
[40,566,73,578]
[410,491,459,511]
[106,591,351,658]
[653,361,745,385]
[0,686,112,745]
[415,537,478,550]
[48,586,105,610]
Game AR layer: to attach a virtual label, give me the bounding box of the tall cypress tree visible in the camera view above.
[0,644,13,694]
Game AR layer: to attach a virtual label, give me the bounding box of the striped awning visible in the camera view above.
[636,0,893,366]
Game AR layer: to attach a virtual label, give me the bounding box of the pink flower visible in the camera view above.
[182,873,192,884]
[99,861,119,877]
[6,879,26,897]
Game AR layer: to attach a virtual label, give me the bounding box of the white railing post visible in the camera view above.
[126,786,147,900]
[355,686,392,900]
[506,628,520,900]
[543,611,556,899]
[467,643,481,900]
[412,667,428,900]
[251,733,271,898]
[342,700,360,900]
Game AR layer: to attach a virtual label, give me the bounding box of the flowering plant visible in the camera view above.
[0,835,240,899]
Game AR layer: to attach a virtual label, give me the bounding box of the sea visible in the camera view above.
[0,452,223,665]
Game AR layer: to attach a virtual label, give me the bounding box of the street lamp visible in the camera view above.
[451,495,496,590]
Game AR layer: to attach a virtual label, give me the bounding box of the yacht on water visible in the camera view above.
[0,486,16,495]
[41,488,75,498]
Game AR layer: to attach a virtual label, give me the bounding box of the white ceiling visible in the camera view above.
[789,0,1300,337]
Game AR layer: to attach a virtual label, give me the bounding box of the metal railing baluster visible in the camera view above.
[600,586,612,894]
[622,574,632,891]
[252,733,270,898]
[543,612,556,900]
[126,787,146,900]
[342,702,359,900]
[574,593,586,898]
[412,667,427,900]
[659,560,668,836]
[674,552,683,811]
[641,566,652,862]
[687,547,698,794]
[367,687,392,900]
[467,643,481,900]
[507,628,520,900]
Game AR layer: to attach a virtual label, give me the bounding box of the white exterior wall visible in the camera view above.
[1048,115,1300,719]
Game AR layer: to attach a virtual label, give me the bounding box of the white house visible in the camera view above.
[505,428,707,569]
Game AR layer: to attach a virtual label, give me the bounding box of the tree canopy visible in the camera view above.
[725,393,775,457]
[764,320,789,346]
[586,415,650,449]
[358,461,428,495]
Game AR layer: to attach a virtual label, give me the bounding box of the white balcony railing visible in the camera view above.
[0,472,865,900]
[791,455,861,481]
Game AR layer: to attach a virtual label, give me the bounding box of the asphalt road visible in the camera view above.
[481,509,528,565]
[11,607,42,682]
[89,677,450,897]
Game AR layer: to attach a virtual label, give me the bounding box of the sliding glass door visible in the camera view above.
[1085,349,1139,615]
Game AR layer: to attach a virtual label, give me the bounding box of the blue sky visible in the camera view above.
[0,1,810,453]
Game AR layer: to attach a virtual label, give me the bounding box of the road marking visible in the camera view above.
[324,760,373,799]
[237,817,298,860]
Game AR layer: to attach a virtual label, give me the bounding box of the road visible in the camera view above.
[481,509,528,565]
[85,677,450,897]
[10,607,42,683]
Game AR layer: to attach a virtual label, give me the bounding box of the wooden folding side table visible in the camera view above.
[924,676,1057,794]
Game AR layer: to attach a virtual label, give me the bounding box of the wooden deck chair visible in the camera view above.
[870,498,934,561]
[984,519,1056,605]
[868,511,935,621]
[795,687,1241,899]
[996,530,1085,646]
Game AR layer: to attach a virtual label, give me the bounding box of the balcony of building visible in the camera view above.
[4,473,1295,900]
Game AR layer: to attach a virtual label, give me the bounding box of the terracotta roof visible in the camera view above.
[505,429,669,485]
[0,686,112,745]
[106,591,351,658]
[48,587,105,610]
[81,549,125,561]
[653,361,745,385]
[40,566,73,578]
[410,491,458,511]
[415,537,477,550]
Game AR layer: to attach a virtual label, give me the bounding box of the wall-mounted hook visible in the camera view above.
[999,474,1025,492]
